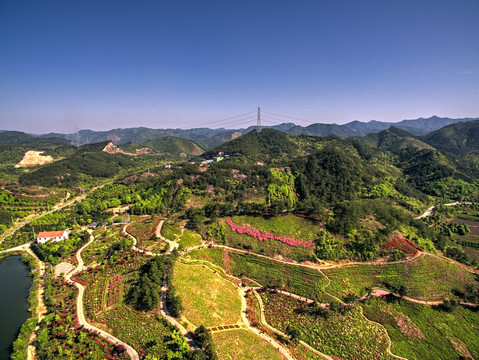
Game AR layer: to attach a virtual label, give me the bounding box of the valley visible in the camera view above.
[0,120,478,360]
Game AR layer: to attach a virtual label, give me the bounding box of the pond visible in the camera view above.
[0,255,32,360]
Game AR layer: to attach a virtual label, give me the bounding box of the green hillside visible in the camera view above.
[19,148,136,187]
[206,128,299,161]
[362,127,434,152]
[0,131,70,147]
[120,136,204,156]
[421,120,479,155]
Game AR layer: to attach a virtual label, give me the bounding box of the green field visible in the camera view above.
[182,247,329,299]
[363,298,479,360]
[173,262,242,327]
[183,247,225,268]
[323,254,479,300]
[228,251,328,298]
[161,222,182,240]
[212,329,284,360]
[178,229,203,250]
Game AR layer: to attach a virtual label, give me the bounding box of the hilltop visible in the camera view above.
[2,115,477,150]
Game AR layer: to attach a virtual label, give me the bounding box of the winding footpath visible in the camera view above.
[123,220,197,350]
[0,181,113,246]
[65,231,140,360]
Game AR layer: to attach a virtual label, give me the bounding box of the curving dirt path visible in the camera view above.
[65,231,140,360]
[0,182,112,246]
[237,287,296,360]
[123,219,198,350]
[357,306,409,360]
[250,288,333,360]
[415,201,472,219]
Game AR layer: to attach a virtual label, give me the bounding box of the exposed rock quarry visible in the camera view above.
[15,150,54,168]
[102,142,153,156]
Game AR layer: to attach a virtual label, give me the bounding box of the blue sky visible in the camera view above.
[1,0,478,133]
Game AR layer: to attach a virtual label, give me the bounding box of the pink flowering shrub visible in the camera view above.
[225,217,315,248]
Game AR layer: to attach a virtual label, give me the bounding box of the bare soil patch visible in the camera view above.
[15,150,54,168]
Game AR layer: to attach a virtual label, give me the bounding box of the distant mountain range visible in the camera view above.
[1,115,477,150]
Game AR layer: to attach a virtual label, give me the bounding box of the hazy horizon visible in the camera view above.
[1,0,478,134]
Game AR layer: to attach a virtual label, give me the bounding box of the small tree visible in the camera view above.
[286,326,300,344]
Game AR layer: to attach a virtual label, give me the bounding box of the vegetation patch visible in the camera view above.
[212,329,283,360]
[323,254,479,300]
[183,247,329,299]
[260,290,394,359]
[127,216,167,253]
[173,262,242,327]
[363,298,479,360]
[178,229,203,250]
[226,217,315,247]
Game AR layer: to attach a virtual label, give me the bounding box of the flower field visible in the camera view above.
[127,216,167,253]
[259,290,395,360]
[226,217,315,248]
[230,214,321,241]
[219,216,318,262]
[383,231,422,255]
[37,274,129,360]
[73,240,186,359]
[363,298,479,360]
[103,304,174,359]
[323,254,479,300]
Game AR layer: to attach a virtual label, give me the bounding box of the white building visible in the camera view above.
[36,230,69,244]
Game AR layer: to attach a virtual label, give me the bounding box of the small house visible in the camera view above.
[36,230,69,244]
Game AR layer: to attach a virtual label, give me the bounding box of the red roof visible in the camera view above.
[37,231,66,238]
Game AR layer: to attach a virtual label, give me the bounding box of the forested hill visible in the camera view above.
[420,120,479,155]
[119,136,204,156]
[205,128,299,161]
[2,115,477,149]
[362,127,434,152]
[0,131,70,147]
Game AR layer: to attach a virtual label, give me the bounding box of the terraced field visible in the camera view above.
[363,298,479,360]
[323,254,478,300]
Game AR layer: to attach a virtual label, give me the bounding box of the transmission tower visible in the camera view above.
[74,126,81,148]
[257,106,262,131]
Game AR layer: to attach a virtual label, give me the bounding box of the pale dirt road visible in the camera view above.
[65,231,140,360]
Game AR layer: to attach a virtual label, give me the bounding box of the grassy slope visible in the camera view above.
[182,247,329,299]
[221,215,317,262]
[363,298,479,360]
[323,254,478,300]
[212,329,283,360]
[173,262,241,327]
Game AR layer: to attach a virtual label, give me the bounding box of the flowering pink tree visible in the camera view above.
[225,217,315,248]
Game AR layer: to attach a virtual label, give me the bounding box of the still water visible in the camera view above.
[0,255,32,360]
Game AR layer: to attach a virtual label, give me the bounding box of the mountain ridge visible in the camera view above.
[1,115,477,149]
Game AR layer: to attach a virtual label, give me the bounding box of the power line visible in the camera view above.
[262,110,317,124]
[257,106,262,130]
[191,111,257,128]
